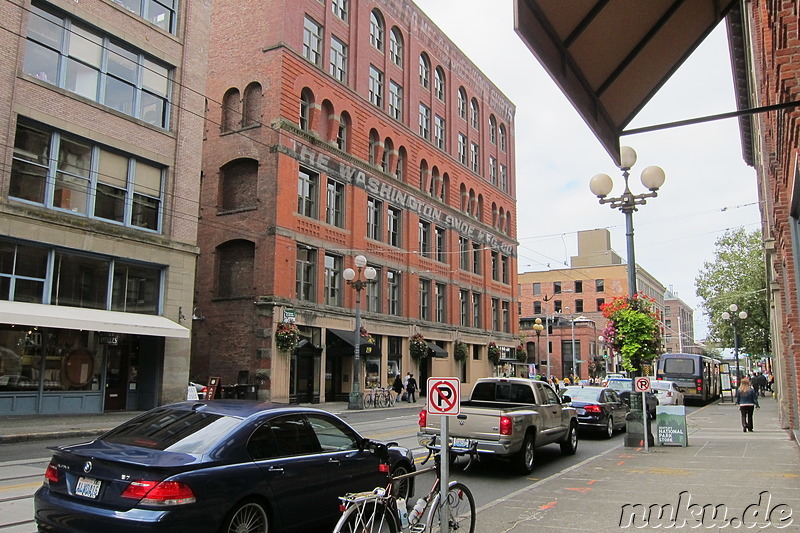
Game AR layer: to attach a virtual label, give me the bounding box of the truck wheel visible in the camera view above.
[512,431,535,475]
[560,421,578,455]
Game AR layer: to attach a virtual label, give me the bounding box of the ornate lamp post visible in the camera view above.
[589,146,665,299]
[533,318,544,371]
[343,255,376,410]
[722,304,748,385]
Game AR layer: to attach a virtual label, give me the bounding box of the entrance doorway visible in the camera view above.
[103,342,128,411]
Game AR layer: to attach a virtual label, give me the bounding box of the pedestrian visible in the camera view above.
[751,372,761,397]
[406,373,418,403]
[735,376,760,432]
[755,372,767,397]
[392,373,404,404]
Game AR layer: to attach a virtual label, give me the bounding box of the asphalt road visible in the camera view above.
[0,405,696,532]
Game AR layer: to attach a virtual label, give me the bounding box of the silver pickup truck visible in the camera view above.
[418,377,578,475]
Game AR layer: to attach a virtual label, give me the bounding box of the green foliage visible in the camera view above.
[410,333,428,360]
[695,228,770,356]
[601,294,662,374]
[454,341,469,363]
[487,342,500,365]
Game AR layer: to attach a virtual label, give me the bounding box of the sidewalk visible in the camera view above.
[475,396,800,532]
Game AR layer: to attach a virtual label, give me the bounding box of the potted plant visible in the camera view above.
[274,322,300,353]
[454,341,468,363]
[410,333,428,360]
[487,342,500,365]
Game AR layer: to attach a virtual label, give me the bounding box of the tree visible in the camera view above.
[695,228,769,357]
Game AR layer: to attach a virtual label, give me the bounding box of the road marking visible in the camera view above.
[0,482,41,492]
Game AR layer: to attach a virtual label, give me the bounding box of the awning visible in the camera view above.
[514,0,738,164]
[327,329,382,357]
[426,341,448,359]
[0,300,190,338]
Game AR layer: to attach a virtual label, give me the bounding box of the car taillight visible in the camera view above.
[201,387,207,395]
[378,463,390,473]
[696,378,703,392]
[121,480,196,506]
[418,409,427,428]
[44,462,59,483]
[584,405,602,413]
[500,416,512,435]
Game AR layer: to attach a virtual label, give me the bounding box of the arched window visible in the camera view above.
[242,83,262,128]
[419,159,429,191]
[499,124,507,152]
[477,194,484,221]
[217,240,255,298]
[320,100,334,141]
[396,146,407,180]
[220,159,258,211]
[419,53,430,89]
[434,67,445,101]
[429,167,439,196]
[390,27,403,67]
[337,111,351,152]
[470,98,479,130]
[369,129,380,166]
[491,203,498,227]
[370,10,385,51]
[300,88,314,131]
[457,87,467,119]
[382,138,394,173]
[460,183,468,212]
[440,173,450,203]
[488,115,497,144]
[222,88,241,132]
[468,189,476,217]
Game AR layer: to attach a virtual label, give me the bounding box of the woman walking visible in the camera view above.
[735,376,760,432]
[391,373,404,404]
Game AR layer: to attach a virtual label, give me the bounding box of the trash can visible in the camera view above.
[219,385,236,399]
[235,384,258,400]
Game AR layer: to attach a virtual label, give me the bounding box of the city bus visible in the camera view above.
[656,353,721,403]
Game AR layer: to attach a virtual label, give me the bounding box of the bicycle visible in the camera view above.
[333,436,477,533]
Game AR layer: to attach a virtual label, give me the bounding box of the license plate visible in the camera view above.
[576,408,585,415]
[453,438,469,449]
[75,477,101,499]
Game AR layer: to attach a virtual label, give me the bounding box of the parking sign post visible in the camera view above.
[634,376,651,453]
[427,378,460,532]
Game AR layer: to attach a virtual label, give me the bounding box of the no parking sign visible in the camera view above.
[427,377,460,415]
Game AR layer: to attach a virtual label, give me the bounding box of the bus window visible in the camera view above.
[663,357,695,374]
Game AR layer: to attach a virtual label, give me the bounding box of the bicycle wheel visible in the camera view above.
[376,391,388,408]
[386,391,396,407]
[364,392,374,409]
[334,500,399,533]
[425,482,476,533]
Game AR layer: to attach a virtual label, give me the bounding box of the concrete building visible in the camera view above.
[193,0,519,402]
[518,229,665,378]
[0,1,211,414]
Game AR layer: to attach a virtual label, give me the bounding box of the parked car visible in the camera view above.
[35,401,415,533]
[562,386,630,438]
[189,381,207,399]
[651,380,685,405]
[606,378,658,418]
[602,372,627,385]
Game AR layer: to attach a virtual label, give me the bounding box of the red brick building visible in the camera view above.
[194,0,519,402]
[0,1,209,414]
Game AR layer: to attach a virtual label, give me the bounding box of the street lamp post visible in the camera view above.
[589,146,666,299]
[722,304,748,385]
[343,255,377,410]
[570,314,577,380]
[533,318,544,372]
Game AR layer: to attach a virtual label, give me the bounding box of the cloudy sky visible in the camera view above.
[413,0,762,339]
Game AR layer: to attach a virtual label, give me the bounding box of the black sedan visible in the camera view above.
[563,386,630,438]
[34,401,415,533]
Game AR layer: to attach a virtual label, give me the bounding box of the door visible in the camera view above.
[536,382,564,443]
[103,344,128,411]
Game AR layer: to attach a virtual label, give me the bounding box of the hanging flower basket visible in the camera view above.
[454,341,469,363]
[360,326,374,344]
[410,333,428,360]
[487,342,500,365]
[275,322,300,353]
[600,293,663,373]
[516,344,527,363]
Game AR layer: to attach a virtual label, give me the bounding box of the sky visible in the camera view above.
[413,0,762,340]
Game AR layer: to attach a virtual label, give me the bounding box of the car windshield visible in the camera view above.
[564,387,601,401]
[651,381,672,390]
[607,379,632,392]
[102,407,241,453]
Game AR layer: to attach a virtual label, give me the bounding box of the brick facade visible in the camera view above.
[194,0,519,402]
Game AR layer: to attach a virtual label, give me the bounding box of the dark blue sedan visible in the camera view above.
[34,401,415,532]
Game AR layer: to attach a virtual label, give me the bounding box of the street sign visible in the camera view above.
[634,376,651,393]
[283,309,296,323]
[427,377,460,415]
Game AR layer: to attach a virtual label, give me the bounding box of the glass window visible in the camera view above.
[500,164,507,192]
[489,157,497,185]
[307,414,359,452]
[326,178,345,228]
[369,10,384,50]
[51,252,109,309]
[472,292,481,328]
[470,99,479,129]
[0,241,48,303]
[434,67,445,101]
[435,226,446,263]
[596,279,604,292]
[387,207,401,247]
[470,142,479,173]
[457,88,467,119]
[369,66,383,107]
[460,289,469,326]
[111,262,161,314]
[330,36,348,83]
[298,167,318,218]
[533,282,541,295]
[575,280,583,293]
[499,124,507,151]
[269,415,321,457]
[575,299,583,313]
[458,134,467,165]
[435,282,446,322]
[419,54,430,89]
[434,115,445,150]
[554,281,562,294]
[366,265,381,313]
[387,269,401,315]
[419,278,430,320]
[367,197,382,240]
[296,246,316,301]
[323,254,342,306]
[303,16,323,66]
[389,28,403,67]
[472,242,481,274]
[418,221,431,258]
[459,237,469,270]
[110,0,177,33]
[489,115,497,144]
[389,81,402,121]
[332,0,348,21]
[419,104,430,139]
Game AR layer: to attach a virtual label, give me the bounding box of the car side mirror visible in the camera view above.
[561,395,572,404]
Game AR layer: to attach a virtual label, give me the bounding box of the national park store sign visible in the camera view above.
[292,141,516,257]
